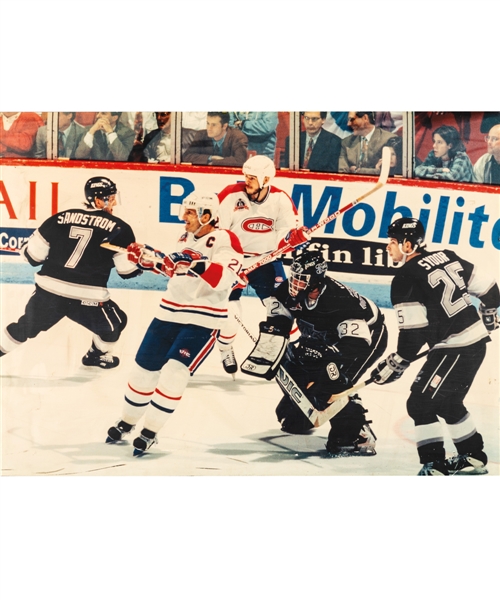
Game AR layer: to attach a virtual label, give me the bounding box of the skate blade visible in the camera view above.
[450,466,488,475]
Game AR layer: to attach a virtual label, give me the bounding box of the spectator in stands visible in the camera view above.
[181,112,207,155]
[338,112,397,175]
[0,112,44,158]
[129,112,172,163]
[473,124,500,185]
[376,136,403,176]
[183,112,248,167]
[480,113,500,134]
[74,112,135,162]
[34,112,85,159]
[415,125,474,182]
[230,112,278,160]
[281,112,341,172]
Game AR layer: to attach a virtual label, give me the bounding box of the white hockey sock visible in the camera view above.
[217,299,241,352]
[446,412,477,446]
[122,363,161,425]
[92,334,114,354]
[414,421,444,448]
[143,360,190,433]
[0,327,23,354]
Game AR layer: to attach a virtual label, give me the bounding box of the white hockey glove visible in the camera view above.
[370,353,410,385]
[241,322,290,380]
[479,304,499,332]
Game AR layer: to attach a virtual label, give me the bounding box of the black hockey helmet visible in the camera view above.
[84,176,117,207]
[387,218,425,251]
[289,250,328,297]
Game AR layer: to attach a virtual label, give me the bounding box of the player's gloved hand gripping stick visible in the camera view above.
[242,146,392,277]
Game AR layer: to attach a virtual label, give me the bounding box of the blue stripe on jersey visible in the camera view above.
[159,304,228,319]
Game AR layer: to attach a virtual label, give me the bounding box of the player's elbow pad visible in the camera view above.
[189,262,224,288]
[24,249,43,267]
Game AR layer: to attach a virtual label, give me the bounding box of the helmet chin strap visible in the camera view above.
[397,240,419,265]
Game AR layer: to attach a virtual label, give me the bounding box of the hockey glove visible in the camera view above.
[127,243,165,274]
[370,353,410,385]
[278,226,311,252]
[162,249,203,277]
[479,304,500,332]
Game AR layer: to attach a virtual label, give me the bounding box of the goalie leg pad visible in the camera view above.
[241,328,288,380]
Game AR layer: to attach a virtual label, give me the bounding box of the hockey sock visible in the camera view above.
[445,412,485,455]
[217,300,241,352]
[122,363,161,425]
[92,335,114,354]
[143,360,190,433]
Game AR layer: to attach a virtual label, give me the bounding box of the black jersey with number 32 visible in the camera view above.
[391,248,499,359]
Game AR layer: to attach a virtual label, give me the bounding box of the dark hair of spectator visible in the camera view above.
[61,112,75,120]
[432,125,466,160]
[384,136,403,175]
[111,112,122,118]
[300,112,327,119]
[356,112,375,124]
[207,112,230,126]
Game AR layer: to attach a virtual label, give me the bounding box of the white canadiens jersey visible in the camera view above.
[156,228,244,330]
[218,183,299,268]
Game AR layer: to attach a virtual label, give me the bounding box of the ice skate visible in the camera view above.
[445,451,488,475]
[132,428,158,456]
[82,343,119,369]
[106,420,135,444]
[220,346,237,379]
[417,461,449,476]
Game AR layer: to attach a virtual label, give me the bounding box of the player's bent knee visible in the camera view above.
[129,362,162,391]
[158,360,190,397]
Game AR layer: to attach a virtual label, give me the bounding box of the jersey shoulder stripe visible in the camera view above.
[218,183,246,201]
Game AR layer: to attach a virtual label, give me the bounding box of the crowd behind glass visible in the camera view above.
[1,111,499,185]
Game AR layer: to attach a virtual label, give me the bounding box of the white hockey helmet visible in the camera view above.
[182,191,219,225]
[242,155,276,189]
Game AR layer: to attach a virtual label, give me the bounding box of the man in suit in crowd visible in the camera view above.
[75,112,135,162]
[183,112,248,167]
[129,112,172,163]
[339,112,397,175]
[281,112,342,172]
[34,112,85,159]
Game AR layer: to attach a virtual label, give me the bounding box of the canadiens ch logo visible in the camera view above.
[242,217,274,233]
[179,348,191,358]
[234,199,249,211]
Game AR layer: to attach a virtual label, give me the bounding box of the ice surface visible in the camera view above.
[1,284,498,476]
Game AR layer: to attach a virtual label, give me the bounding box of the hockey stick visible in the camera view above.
[314,349,430,427]
[234,314,345,427]
[242,146,391,276]
[0,247,21,254]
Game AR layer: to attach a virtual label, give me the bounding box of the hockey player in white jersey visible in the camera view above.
[105,191,245,455]
[216,155,310,375]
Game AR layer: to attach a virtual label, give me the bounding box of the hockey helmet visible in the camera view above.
[242,155,276,189]
[182,191,219,225]
[289,250,328,297]
[84,176,118,207]
[387,218,425,251]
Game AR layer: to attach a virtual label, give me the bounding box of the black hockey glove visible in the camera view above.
[370,353,410,385]
[479,304,500,332]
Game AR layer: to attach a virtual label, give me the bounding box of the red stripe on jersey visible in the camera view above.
[218,182,246,202]
[269,185,298,215]
[160,298,228,313]
[200,262,224,288]
[226,230,244,254]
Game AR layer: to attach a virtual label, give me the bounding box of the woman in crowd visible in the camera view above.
[415,125,473,182]
[376,136,403,176]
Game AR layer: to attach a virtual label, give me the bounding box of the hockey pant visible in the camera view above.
[277,322,388,436]
[217,260,286,352]
[406,340,487,464]
[121,320,217,434]
[0,285,127,355]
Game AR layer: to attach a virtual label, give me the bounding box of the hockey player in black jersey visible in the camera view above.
[242,250,388,456]
[0,176,141,368]
[371,217,500,476]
